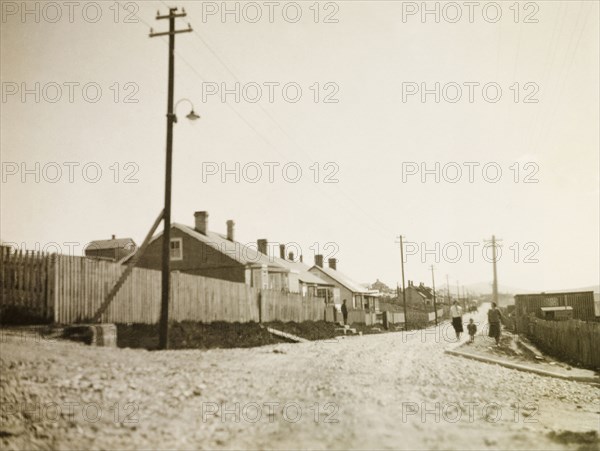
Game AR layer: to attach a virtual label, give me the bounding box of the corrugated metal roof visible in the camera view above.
[269,256,333,286]
[86,238,136,251]
[147,224,289,271]
[310,265,371,294]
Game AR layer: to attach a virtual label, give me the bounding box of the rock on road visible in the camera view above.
[1,308,598,450]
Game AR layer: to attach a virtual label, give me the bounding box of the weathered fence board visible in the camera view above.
[517,315,600,369]
[52,255,163,324]
[1,250,53,322]
[260,290,325,322]
[2,252,328,325]
[169,271,260,323]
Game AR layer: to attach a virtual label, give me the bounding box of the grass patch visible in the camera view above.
[0,306,51,326]
[117,321,288,350]
[264,321,341,340]
[548,430,599,449]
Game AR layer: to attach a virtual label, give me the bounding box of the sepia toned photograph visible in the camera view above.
[1,1,599,450]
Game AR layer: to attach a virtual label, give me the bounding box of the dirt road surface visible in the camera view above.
[1,307,598,450]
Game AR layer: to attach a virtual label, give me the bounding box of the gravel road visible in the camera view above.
[1,307,598,450]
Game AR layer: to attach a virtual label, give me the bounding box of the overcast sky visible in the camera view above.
[1,1,599,293]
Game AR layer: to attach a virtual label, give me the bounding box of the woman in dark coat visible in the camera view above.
[450,301,463,340]
[488,302,503,345]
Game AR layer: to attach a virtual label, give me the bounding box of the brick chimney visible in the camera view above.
[288,251,294,261]
[299,255,303,263]
[328,258,337,270]
[279,244,285,259]
[226,220,235,241]
[315,254,323,268]
[257,239,268,255]
[194,211,208,235]
[111,234,115,240]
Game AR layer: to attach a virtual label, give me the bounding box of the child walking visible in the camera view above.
[467,318,477,343]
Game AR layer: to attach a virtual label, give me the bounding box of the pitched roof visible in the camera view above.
[310,265,376,294]
[146,223,289,271]
[86,238,136,251]
[408,284,434,300]
[269,255,334,286]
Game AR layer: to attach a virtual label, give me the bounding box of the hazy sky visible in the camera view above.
[2,1,599,292]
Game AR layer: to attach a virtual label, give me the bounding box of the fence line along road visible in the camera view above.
[1,251,326,325]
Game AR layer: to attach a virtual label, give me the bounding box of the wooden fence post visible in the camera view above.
[258,291,262,323]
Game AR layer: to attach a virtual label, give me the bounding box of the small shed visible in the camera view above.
[515,291,595,321]
[540,306,573,321]
[85,235,136,262]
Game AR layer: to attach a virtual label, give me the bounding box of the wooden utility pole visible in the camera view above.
[399,235,408,330]
[492,235,499,306]
[430,265,437,325]
[150,7,192,350]
[446,274,450,303]
[485,235,502,307]
[456,280,460,306]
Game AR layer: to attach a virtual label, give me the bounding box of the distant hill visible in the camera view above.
[464,282,533,295]
[465,282,600,296]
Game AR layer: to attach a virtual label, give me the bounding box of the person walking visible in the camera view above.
[450,301,463,341]
[467,318,477,343]
[341,299,348,326]
[488,302,503,346]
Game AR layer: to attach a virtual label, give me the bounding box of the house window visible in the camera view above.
[170,238,183,261]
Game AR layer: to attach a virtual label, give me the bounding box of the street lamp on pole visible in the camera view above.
[173,98,201,123]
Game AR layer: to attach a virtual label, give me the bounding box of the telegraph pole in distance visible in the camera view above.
[150,7,192,350]
[399,235,408,330]
[456,280,460,306]
[485,235,502,307]
[430,265,437,326]
[446,274,450,303]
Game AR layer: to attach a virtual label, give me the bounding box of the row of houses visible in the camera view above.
[86,210,380,311]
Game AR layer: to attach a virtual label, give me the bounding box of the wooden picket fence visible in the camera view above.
[170,271,259,323]
[517,315,600,369]
[53,255,162,324]
[1,251,326,325]
[260,289,325,322]
[0,249,54,322]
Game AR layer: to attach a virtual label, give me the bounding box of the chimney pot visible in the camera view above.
[194,211,208,235]
[257,239,268,255]
[226,220,235,241]
[328,258,337,270]
[279,244,285,259]
[315,254,323,268]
